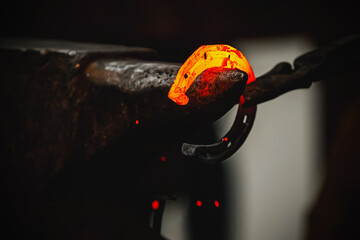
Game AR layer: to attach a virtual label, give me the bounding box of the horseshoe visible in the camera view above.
[168,44,257,163]
[182,97,256,164]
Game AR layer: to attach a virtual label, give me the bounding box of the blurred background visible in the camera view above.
[1,0,358,61]
[1,0,359,240]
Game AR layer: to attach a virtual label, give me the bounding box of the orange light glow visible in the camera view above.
[135,120,139,125]
[168,44,255,105]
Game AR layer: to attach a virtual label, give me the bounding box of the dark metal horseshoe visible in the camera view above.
[182,98,256,164]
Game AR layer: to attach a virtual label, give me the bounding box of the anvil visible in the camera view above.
[0,39,250,179]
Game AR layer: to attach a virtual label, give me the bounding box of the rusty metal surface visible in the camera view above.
[0,40,152,177]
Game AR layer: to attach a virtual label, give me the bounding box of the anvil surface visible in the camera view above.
[0,39,244,178]
[1,39,243,239]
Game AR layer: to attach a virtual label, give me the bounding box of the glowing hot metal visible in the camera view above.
[168,44,255,105]
[175,45,257,163]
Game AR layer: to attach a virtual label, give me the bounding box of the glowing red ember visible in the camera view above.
[152,200,160,210]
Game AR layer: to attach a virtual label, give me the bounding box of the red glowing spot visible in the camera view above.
[152,200,159,210]
[75,63,80,68]
[135,120,139,125]
[168,44,255,105]
[214,200,220,208]
[222,137,228,142]
[196,200,202,207]
[161,156,166,162]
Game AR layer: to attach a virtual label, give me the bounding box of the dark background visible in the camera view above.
[1,0,358,62]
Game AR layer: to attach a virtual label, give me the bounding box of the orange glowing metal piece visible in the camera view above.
[168,44,255,105]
